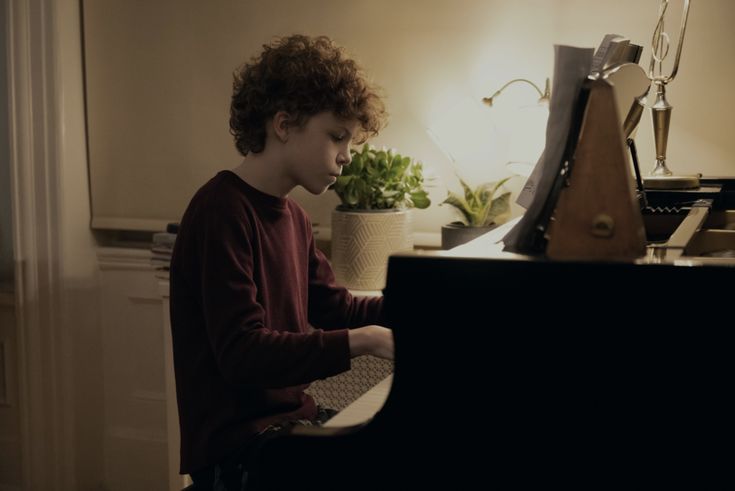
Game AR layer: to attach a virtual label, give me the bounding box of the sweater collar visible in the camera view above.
[221,170,288,210]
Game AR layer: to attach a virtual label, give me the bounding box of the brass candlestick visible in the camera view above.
[643,0,700,190]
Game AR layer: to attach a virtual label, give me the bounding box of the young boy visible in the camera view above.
[169,34,393,490]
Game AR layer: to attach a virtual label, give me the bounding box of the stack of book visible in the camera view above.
[151,223,178,272]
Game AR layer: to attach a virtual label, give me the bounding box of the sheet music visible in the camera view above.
[503,45,594,253]
[513,36,641,214]
[591,34,627,73]
[323,374,393,428]
[445,216,521,257]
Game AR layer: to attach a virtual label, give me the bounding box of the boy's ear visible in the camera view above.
[272,111,293,143]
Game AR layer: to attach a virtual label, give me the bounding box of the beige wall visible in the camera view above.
[57,0,106,487]
[553,0,735,178]
[81,0,735,237]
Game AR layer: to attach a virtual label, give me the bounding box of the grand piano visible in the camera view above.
[250,37,735,487]
[248,177,735,489]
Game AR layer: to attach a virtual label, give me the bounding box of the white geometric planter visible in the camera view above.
[331,208,413,291]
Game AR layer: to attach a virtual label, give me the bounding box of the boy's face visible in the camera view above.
[281,112,359,195]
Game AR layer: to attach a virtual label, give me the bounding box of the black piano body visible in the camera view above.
[251,179,735,489]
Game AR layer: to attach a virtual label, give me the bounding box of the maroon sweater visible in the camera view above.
[169,171,383,473]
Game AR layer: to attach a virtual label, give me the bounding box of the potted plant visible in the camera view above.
[331,144,430,290]
[440,176,511,250]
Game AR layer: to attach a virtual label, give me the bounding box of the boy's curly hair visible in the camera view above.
[230,34,387,156]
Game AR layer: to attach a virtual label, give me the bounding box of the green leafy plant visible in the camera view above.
[442,176,511,227]
[332,144,431,210]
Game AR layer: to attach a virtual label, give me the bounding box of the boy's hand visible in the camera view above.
[348,325,394,360]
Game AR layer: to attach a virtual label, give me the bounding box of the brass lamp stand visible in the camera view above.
[643,0,699,190]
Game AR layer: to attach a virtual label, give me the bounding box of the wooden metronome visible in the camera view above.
[545,77,647,261]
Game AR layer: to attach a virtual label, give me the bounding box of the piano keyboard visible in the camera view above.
[323,374,393,428]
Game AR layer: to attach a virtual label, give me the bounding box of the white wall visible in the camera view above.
[56,0,106,487]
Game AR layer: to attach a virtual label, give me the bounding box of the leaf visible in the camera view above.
[482,192,510,226]
[458,177,474,204]
[410,190,431,209]
[441,192,465,208]
[391,156,408,177]
[442,192,473,225]
[475,177,510,202]
[344,185,359,207]
[348,153,364,174]
[489,177,512,198]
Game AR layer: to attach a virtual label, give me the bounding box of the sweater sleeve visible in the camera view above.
[305,227,385,330]
[198,206,350,389]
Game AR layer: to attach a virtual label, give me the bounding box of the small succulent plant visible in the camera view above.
[442,176,511,227]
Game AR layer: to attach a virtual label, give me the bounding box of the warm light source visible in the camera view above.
[480,77,551,181]
[426,96,504,187]
[482,78,551,107]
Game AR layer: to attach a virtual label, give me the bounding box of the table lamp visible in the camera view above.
[482,77,550,179]
[482,78,551,108]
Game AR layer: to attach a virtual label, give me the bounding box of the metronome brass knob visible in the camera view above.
[591,214,615,238]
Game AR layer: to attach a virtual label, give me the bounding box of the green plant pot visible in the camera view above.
[441,222,498,250]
